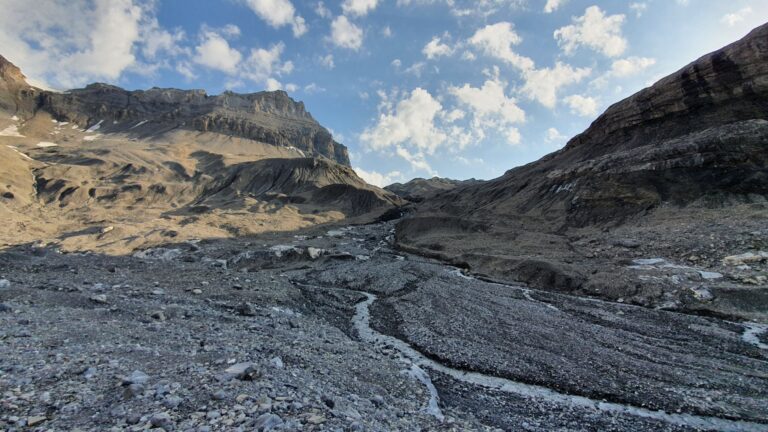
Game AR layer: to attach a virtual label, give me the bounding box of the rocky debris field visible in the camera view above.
[1,221,768,431]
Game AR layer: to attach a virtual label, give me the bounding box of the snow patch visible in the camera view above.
[6,145,32,161]
[83,134,101,141]
[10,115,18,121]
[85,120,103,133]
[36,141,58,148]
[0,125,24,137]
[131,120,148,129]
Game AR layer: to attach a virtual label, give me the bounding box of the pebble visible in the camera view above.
[163,395,183,409]
[150,311,167,321]
[192,289,203,295]
[212,390,228,400]
[270,356,284,368]
[224,362,259,381]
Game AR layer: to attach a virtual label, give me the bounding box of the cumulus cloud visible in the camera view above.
[449,72,526,146]
[468,22,590,108]
[545,127,567,143]
[0,0,158,89]
[315,1,332,18]
[544,0,566,13]
[330,16,364,50]
[521,62,591,108]
[721,7,752,27]
[354,167,403,187]
[361,88,447,154]
[563,94,599,117]
[194,28,243,73]
[241,43,294,84]
[342,0,380,17]
[242,0,307,37]
[554,6,627,57]
[423,35,454,59]
[468,22,534,71]
[610,56,656,77]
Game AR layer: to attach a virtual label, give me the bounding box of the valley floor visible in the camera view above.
[1,222,767,431]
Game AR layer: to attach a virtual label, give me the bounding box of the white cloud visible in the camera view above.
[554,6,627,57]
[610,56,656,77]
[342,0,380,17]
[396,146,437,175]
[361,88,447,154]
[629,2,647,17]
[319,54,335,69]
[391,59,402,68]
[315,1,332,18]
[721,7,752,27]
[544,0,566,13]
[330,16,364,50]
[398,0,527,18]
[449,74,525,132]
[354,167,403,187]
[521,62,591,108]
[423,35,454,59]
[382,26,393,37]
[304,83,325,93]
[564,94,599,117]
[194,29,242,74]
[469,22,534,71]
[0,0,156,89]
[545,127,567,143]
[240,42,294,86]
[468,22,590,109]
[242,0,307,37]
[404,62,427,77]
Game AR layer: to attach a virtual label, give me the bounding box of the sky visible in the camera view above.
[0,0,766,186]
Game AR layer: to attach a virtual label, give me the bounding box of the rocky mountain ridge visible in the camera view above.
[0,54,349,165]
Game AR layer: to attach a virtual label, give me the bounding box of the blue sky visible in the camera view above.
[1,0,766,185]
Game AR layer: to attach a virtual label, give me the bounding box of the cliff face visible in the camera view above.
[36,84,351,166]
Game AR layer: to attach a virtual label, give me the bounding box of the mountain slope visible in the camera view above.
[0,55,400,253]
[397,24,768,320]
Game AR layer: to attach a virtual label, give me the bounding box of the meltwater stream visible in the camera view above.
[349,290,768,432]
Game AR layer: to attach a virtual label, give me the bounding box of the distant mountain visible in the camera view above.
[396,23,768,320]
[0,55,400,253]
[385,177,482,202]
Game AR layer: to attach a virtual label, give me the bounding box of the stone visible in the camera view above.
[253,413,283,431]
[123,384,145,399]
[150,412,174,430]
[122,370,150,386]
[0,303,12,313]
[90,294,108,304]
[723,252,768,266]
[269,356,284,369]
[212,390,228,401]
[307,415,326,424]
[163,396,183,409]
[0,279,10,288]
[192,289,203,295]
[224,362,259,381]
[236,302,256,317]
[27,416,46,427]
[150,311,167,321]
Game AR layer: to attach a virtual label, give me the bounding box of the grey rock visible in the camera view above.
[253,413,283,431]
[150,412,174,430]
[122,370,150,386]
[0,279,10,288]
